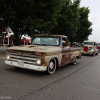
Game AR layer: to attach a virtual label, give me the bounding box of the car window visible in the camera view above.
[61,38,66,46]
[96,44,100,46]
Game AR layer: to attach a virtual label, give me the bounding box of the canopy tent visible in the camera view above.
[0,34,31,47]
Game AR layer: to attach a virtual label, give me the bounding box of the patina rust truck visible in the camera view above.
[5,35,81,74]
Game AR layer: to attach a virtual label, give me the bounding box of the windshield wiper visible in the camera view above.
[31,43,51,46]
[31,44,40,45]
[40,43,50,46]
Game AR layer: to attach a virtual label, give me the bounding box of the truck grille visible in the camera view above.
[8,50,36,55]
[84,46,88,52]
[9,54,37,64]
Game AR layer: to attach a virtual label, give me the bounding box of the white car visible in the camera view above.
[81,40,98,56]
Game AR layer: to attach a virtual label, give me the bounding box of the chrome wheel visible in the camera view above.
[47,59,56,75]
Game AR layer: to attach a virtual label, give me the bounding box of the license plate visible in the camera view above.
[17,62,23,66]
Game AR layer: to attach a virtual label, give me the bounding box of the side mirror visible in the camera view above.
[65,39,69,46]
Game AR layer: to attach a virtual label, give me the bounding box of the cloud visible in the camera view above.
[80,0,100,42]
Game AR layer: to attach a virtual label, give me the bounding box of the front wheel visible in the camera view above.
[46,59,56,75]
[92,52,95,56]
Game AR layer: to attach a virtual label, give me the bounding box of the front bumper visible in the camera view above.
[5,60,47,72]
[81,50,93,55]
[82,52,93,55]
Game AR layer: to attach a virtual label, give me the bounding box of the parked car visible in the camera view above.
[96,43,100,52]
[72,42,81,47]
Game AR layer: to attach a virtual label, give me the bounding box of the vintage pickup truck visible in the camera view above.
[5,35,81,74]
[81,40,98,56]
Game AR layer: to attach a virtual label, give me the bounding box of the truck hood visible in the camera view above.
[8,45,62,54]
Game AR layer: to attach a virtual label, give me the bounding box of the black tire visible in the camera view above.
[92,52,95,56]
[82,53,84,56]
[47,58,56,75]
[96,51,98,55]
[72,57,77,65]
[15,67,22,70]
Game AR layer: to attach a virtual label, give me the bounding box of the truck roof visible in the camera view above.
[34,34,68,38]
[84,40,96,42]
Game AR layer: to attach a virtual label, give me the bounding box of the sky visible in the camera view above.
[79,0,100,43]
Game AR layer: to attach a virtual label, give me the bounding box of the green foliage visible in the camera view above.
[51,0,81,43]
[0,0,92,44]
[75,7,92,43]
[51,0,92,44]
[0,0,66,39]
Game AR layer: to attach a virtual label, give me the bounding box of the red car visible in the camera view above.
[96,43,100,51]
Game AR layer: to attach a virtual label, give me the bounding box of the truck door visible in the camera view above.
[61,38,71,66]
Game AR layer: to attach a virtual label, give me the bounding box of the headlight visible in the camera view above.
[7,55,11,60]
[36,58,44,65]
[36,59,42,65]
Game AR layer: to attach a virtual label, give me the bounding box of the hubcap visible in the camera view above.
[49,62,54,69]
[74,58,76,64]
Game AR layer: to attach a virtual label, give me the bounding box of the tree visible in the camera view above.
[51,0,80,44]
[65,0,81,44]
[74,7,92,43]
[0,0,66,45]
[51,0,73,35]
[0,19,8,40]
[51,0,92,45]
[0,0,92,46]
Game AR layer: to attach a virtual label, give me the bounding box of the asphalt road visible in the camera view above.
[0,52,100,100]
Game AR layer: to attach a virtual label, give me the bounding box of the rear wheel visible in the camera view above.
[47,59,56,75]
[96,51,98,55]
[72,57,77,65]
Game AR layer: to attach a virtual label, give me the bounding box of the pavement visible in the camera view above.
[0,47,7,58]
[0,46,7,51]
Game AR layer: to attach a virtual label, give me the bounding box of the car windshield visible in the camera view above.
[31,36,60,46]
[84,42,93,45]
[96,44,100,46]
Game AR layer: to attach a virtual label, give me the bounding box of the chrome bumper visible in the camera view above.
[4,60,47,72]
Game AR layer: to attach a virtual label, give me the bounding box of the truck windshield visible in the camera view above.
[31,36,60,46]
[84,42,93,45]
